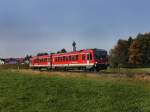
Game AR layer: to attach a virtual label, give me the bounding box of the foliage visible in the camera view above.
[24,55,32,64]
[128,33,150,67]
[110,32,150,68]
[0,70,150,112]
[109,38,132,67]
[57,48,67,54]
[37,52,48,56]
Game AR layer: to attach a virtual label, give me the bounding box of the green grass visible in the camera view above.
[0,70,150,112]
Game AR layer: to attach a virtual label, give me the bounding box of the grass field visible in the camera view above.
[102,67,150,74]
[0,70,150,112]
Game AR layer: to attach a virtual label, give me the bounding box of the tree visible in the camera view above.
[110,32,150,68]
[128,33,150,67]
[109,39,129,67]
[57,48,67,54]
[24,55,32,64]
[37,52,48,56]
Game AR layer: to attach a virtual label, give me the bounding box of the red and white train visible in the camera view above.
[30,49,108,72]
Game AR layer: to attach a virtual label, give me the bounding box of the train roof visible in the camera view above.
[52,48,107,56]
[30,54,50,60]
[30,48,107,59]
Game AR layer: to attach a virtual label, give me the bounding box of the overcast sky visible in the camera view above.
[0,0,150,57]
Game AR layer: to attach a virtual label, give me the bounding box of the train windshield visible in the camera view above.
[93,49,107,60]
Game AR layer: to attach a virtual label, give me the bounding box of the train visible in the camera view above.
[29,48,109,72]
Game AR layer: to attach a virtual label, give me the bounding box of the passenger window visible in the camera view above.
[71,55,75,61]
[60,57,63,62]
[58,57,60,62]
[90,53,92,60]
[66,56,68,61]
[76,55,78,60]
[63,56,65,61]
[69,56,71,61]
[82,54,85,60]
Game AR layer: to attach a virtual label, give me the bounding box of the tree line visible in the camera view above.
[109,32,150,68]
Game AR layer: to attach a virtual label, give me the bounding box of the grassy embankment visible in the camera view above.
[0,70,150,112]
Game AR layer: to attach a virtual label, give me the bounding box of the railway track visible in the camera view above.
[32,68,108,76]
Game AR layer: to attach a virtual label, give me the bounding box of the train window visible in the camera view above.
[87,54,90,60]
[63,56,65,61]
[44,58,47,62]
[82,54,85,60]
[90,53,92,60]
[69,56,71,61]
[71,55,75,61]
[66,56,68,61]
[60,57,62,62]
[76,55,79,60]
[58,57,60,62]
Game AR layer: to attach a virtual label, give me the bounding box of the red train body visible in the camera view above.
[30,49,108,71]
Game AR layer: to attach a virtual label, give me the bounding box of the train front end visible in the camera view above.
[93,49,108,71]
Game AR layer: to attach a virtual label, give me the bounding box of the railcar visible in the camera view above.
[30,55,51,70]
[30,49,108,72]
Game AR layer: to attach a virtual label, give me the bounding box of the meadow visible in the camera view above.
[0,70,150,112]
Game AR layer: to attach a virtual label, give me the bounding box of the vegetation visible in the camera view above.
[37,52,49,56]
[1,70,150,112]
[109,32,150,68]
[57,48,67,54]
[24,55,32,64]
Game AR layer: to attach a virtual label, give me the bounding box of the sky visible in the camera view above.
[0,0,150,57]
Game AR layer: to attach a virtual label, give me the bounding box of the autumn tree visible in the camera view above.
[109,39,129,67]
[128,33,150,67]
[110,32,150,68]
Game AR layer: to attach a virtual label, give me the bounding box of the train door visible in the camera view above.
[87,53,93,65]
[87,53,89,65]
[49,54,52,69]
